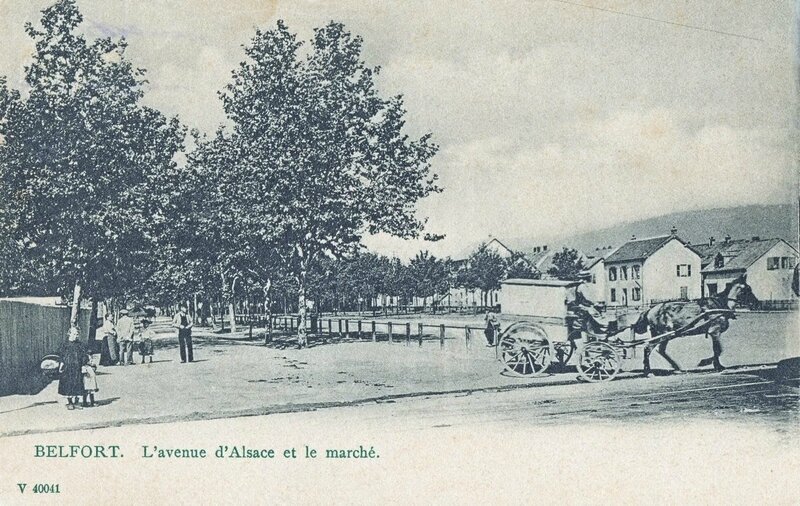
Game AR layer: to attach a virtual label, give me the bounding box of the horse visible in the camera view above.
[631,275,758,377]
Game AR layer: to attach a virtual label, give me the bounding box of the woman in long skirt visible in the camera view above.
[58,326,88,410]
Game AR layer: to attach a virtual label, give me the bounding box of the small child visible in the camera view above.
[138,319,155,363]
[82,353,99,407]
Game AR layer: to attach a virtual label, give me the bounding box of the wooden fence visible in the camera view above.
[269,315,486,350]
[0,300,92,396]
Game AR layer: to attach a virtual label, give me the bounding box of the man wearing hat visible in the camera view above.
[117,309,136,366]
[172,305,194,363]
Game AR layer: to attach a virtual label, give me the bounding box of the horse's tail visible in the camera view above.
[632,308,651,334]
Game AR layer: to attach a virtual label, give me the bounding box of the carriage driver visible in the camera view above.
[570,272,601,314]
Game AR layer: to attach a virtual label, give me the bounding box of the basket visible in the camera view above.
[40,354,62,378]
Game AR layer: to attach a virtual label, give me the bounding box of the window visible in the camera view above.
[767,257,779,270]
[632,264,640,279]
[632,287,641,301]
[714,254,724,269]
[620,266,628,280]
[707,283,718,296]
[609,267,617,281]
[591,274,596,284]
[622,288,628,305]
[610,288,616,302]
[781,257,796,269]
[677,264,691,277]
[680,286,688,300]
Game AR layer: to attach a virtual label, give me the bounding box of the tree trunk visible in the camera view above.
[88,299,98,344]
[70,279,82,329]
[228,275,238,333]
[263,279,272,344]
[296,260,308,348]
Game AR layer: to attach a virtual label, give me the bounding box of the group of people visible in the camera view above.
[96,309,156,366]
[55,305,197,410]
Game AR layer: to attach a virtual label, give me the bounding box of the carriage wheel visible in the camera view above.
[577,341,622,382]
[498,323,554,377]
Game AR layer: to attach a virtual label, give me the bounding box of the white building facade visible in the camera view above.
[604,235,701,307]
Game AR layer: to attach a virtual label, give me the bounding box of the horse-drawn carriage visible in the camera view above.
[495,277,756,382]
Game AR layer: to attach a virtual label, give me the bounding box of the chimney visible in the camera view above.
[709,236,715,246]
[542,245,548,251]
[751,236,760,242]
[670,226,678,237]
[724,234,731,243]
[631,234,636,241]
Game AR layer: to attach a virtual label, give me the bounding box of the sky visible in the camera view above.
[0,0,797,259]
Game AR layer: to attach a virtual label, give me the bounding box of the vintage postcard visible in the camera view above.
[0,1,797,504]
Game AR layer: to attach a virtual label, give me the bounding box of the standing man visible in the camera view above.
[116,309,136,366]
[98,313,118,366]
[172,305,194,363]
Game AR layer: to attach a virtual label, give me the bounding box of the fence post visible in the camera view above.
[345,319,350,338]
[405,322,411,346]
[358,320,362,340]
[388,322,393,344]
[439,324,445,349]
[465,326,471,350]
[338,319,343,338]
[328,319,333,339]
[371,321,376,342]
[418,323,423,347]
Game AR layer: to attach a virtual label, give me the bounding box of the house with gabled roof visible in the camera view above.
[694,236,798,301]
[603,229,701,307]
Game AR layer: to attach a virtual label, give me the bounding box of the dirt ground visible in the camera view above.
[0,311,796,437]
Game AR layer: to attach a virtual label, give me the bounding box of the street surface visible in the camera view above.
[0,309,797,503]
[0,376,797,505]
[0,311,796,436]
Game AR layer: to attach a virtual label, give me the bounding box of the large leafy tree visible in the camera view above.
[548,247,585,281]
[0,0,183,324]
[218,21,440,346]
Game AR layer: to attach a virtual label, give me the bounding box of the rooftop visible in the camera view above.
[604,235,676,264]
[694,238,789,273]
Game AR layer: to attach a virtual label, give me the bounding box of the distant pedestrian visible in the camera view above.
[117,309,135,365]
[484,311,500,346]
[58,326,88,410]
[98,313,118,366]
[138,319,155,363]
[172,305,194,363]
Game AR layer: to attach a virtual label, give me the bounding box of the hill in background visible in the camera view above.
[508,204,798,257]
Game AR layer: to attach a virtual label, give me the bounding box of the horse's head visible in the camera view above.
[725,275,759,309]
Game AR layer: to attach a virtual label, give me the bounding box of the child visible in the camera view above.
[82,355,99,407]
[138,319,155,363]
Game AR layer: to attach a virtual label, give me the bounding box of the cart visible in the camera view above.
[496,278,735,382]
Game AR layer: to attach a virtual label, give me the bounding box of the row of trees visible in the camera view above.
[0,1,440,345]
[0,1,586,343]
[294,243,541,314]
